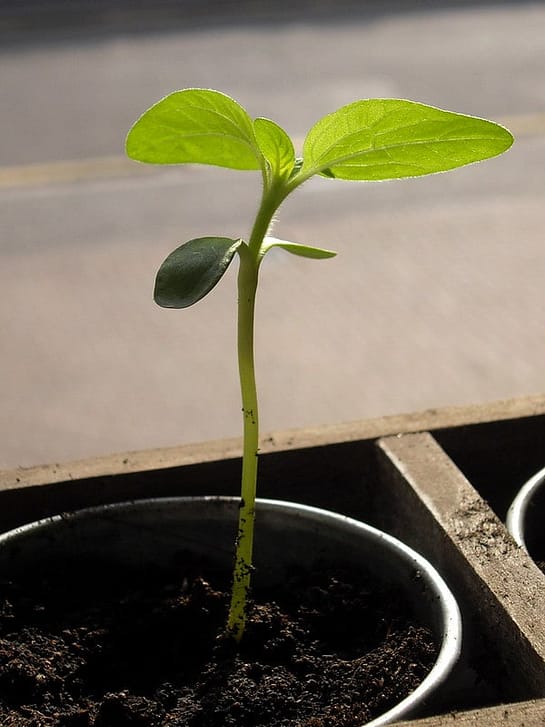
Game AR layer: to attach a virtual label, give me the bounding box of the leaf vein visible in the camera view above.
[150,123,258,156]
[311,134,505,172]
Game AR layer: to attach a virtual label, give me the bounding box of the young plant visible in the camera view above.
[126,89,513,640]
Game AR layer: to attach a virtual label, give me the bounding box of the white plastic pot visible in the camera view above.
[506,464,545,559]
[0,496,462,726]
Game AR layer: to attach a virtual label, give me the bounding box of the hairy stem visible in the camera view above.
[226,245,259,640]
[226,183,284,640]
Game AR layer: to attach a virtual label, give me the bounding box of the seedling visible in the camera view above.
[126,89,512,640]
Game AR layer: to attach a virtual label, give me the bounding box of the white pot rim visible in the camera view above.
[506,464,545,552]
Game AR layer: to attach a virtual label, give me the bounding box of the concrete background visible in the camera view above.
[1,1,544,469]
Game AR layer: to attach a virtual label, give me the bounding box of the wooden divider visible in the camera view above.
[376,431,545,723]
[394,698,545,727]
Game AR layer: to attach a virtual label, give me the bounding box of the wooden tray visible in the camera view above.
[2,394,545,725]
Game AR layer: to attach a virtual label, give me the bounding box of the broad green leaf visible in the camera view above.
[154,237,242,308]
[262,237,336,259]
[301,99,514,182]
[126,89,262,170]
[253,118,295,179]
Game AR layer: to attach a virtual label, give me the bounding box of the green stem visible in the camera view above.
[226,246,259,639]
[226,182,284,640]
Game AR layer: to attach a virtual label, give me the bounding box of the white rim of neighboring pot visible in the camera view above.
[506,464,545,552]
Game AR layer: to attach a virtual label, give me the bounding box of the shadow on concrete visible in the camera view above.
[1,0,520,48]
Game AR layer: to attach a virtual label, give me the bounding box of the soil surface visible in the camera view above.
[0,559,437,726]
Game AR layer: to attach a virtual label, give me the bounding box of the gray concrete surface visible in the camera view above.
[1,2,544,469]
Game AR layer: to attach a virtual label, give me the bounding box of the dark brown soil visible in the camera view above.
[0,559,437,726]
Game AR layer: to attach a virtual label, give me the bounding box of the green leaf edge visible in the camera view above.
[262,237,336,259]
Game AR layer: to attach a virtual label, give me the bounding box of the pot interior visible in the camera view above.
[0,497,449,642]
